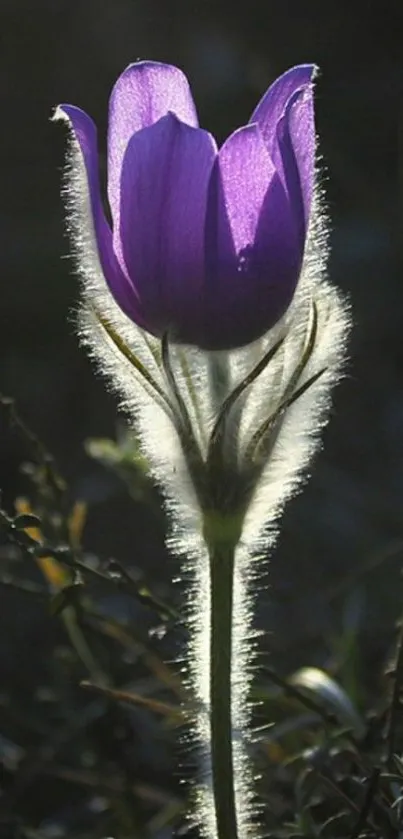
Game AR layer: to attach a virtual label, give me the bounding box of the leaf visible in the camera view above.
[289,667,365,739]
[207,335,285,470]
[94,306,175,416]
[80,681,183,720]
[68,501,87,550]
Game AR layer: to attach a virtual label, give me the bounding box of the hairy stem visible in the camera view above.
[209,540,239,839]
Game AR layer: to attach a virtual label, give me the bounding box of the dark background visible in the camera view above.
[0,0,400,833]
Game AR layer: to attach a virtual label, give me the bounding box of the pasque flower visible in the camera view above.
[56,62,316,350]
[55,60,350,839]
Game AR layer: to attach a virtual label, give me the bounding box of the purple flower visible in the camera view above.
[58,62,316,350]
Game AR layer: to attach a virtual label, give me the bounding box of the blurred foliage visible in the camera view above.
[1,399,403,837]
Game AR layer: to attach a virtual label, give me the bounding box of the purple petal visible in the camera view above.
[203,125,301,349]
[273,87,316,242]
[251,65,316,240]
[108,62,199,229]
[57,104,145,325]
[118,112,217,339]
[211,125,276,253]
[250,64,315,154]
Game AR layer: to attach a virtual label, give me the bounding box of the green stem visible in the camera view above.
[209,541,238,839]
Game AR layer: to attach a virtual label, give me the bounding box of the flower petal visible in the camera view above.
[251,65,316,241]
[203,124,301,349]
[118,112,217,340]
[55,104,144,324]
[108,62,199,229]
[211,124,277,254]
[250,64,315,155]
[274,87,316,237]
